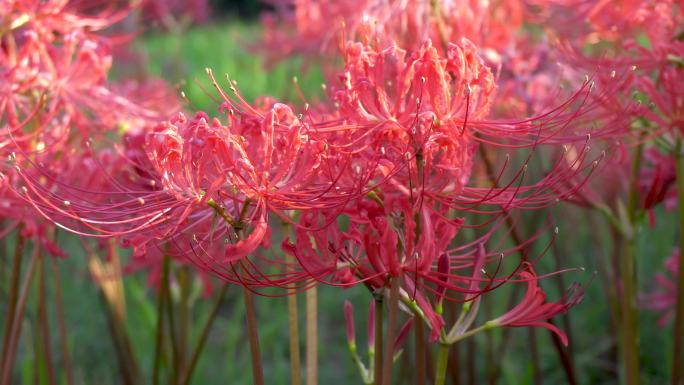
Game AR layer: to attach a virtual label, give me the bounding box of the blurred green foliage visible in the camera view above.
[134,22,325,112]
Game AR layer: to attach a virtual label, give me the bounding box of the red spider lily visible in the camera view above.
[640,148,677,225]
[1,0,132,38]
[344,300,355,345]
[260,0,524,64]
[281,206,451,339]
[0,0,172,130]
[1,0,175,176]
[490,263,584,346]
[14,13,619,329]
[529,0,678,46]
[637,65,684,136]
[642,248,680,327]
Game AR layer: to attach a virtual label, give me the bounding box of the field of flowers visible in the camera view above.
[0,1,682,385]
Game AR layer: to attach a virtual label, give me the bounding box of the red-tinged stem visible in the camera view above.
[620,241,640,385]
[102,283,140,385]
[38,253,57,385]
[51,257,74,385]
[485,299,496,385]
[374,298,384,385]
[1,230,25,366]
[382,277,401,385]
[551,241,579,384]
[237,222,264,385]
[672,137,684,385]
[179,266,191,376]
[153,255,171,385]
[529,328,542,385]
[243,287,265,385]
[163,257,180,385]
[181,284,229,385]
[606,226,623,373]
[0,228,6,300]
[548,320,578,385]
[481,145,578,384]
[0,242,38,385]
[449,341,460,385]
[620,142,643,385]
[287,254,302,385]
[448,303,461,385]
[466,337,475,385]
[306,285,318,385]
[34,307,42,384]
[415,312,427,385]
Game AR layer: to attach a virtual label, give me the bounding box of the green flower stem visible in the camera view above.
[180,284,229,385]
[620,141,643,385]
[434,343,450,385]
[381,277,401,385]
[374,298,383,385]
[153,255,170,385]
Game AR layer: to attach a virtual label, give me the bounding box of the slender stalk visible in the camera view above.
[0,227,7,301]
[374,298,384,385]
[448,339,460,385]
[243,287,265,385]
[87,247,140,385]
[529,328,542,385]
[548,320,578,385]
[34,310,42,385]
[382,278,401,385]
[1,231,25,366]
[607,226,624,373]
[37,253,57,385]
[180,284,229,385]
[415,312,427,385]
[481,145,579,384]
[163,257,179,385]
[426,336,436,384]
[306,285,318,385]
[178,266,191,375]
[672,137,684,385]
[485,299,495,385]
[466,337,475,385]
[50,258,74,385]
[552,236,578,373]
[211,201,264,385]
[287,254,302,385]
[435,343,450,385]
[153,256,171,385]
[447,302,460,385]
[0,242,38,385]
[100,286,139,385]
[620,142,643,385]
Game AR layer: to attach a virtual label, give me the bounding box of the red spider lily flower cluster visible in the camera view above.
[489,263,583,346]
[5,1,684,383]
[12,0,633,349]
[260,0,523,64]
[642,248,680,327]
[0,1,179,256]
